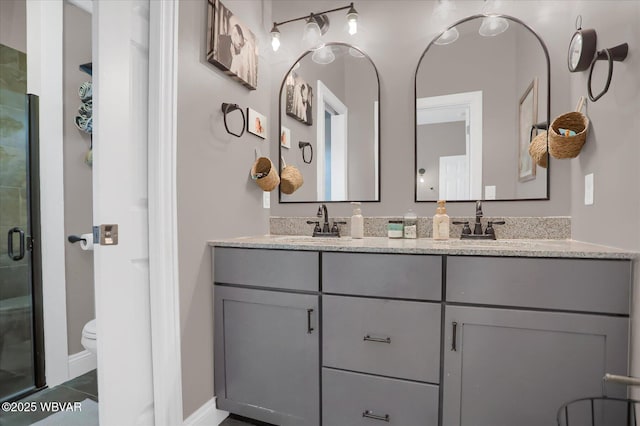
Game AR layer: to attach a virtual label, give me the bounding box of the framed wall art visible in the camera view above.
[206,0,259,90]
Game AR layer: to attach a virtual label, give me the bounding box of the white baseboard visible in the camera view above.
[184,397,229,426]
[68,350,97,379]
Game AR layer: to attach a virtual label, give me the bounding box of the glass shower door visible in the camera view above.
[0,43,45,402]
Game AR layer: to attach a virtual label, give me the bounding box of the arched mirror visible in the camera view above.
[279,42,380,203]
[415,15,550,202]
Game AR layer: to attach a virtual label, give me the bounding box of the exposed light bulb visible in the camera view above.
[479,15,509,37]
[270,24,281,52]
[347,4,358,35]
[303,15,323,50]
[434,27,459,45]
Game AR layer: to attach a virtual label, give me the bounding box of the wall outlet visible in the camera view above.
[584,173,594,205]
[263,191,270,209]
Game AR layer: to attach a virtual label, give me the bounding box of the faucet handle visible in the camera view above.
[306,220,321,234]
[485,221,505,237]
[453,221,472,235]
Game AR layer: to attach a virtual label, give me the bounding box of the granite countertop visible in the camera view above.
[209,235,638,260]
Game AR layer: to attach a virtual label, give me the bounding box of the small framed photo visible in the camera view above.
[280,126,291,149]
[247,107,267,139]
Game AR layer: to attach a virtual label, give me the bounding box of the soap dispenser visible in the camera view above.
[351,202,364,239]
[432,200,450,240]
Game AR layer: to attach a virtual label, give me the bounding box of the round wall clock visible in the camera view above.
[568,17,597,72]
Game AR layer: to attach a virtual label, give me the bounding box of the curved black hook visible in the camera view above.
[221,103,245,137]
[299,141,313,164]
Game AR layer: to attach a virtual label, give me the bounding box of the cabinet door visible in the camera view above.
[442,306,628,426]
[214,285,319,426]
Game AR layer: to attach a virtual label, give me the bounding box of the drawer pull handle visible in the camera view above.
[363,335,391,344]
[307,309,314,334]
[363,410,390,422]
[451,321,458,351]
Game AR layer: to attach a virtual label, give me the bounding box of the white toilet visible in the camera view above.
[81,319,97,354]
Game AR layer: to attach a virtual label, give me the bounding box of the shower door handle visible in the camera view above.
[7,227,26,261]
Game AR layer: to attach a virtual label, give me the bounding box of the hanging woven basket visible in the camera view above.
[250,157,280,192]
[281,165,304,194]
[528,130,548,168]
[548,97,590,159]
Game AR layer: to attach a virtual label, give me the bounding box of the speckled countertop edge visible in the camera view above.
[208,236,638,260]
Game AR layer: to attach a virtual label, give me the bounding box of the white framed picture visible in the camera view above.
[247,107,267,139]
[280,126,291,149]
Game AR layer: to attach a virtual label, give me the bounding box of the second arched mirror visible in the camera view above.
[279,43,380,203]
[415,14,550,202]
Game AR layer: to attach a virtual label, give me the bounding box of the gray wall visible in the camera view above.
[0,0,26,53]
[177,0,272,418]
[62,2,94,356]
[269,0,573,219]
[566,0,640,251]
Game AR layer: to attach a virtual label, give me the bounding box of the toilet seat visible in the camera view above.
[82,319,97,339]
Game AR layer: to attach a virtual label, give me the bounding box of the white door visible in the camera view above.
[93,0,154,424]
[439,155,469,200]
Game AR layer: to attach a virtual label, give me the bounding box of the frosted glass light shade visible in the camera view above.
[312,46,335,64]
[479,16,509,37]
[303,19,323,50]
[434,27,459,45]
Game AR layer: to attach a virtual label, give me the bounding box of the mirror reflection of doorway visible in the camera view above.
[416,90,483,200]
[317,80,348,201]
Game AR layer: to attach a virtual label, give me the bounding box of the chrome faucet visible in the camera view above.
[306,204,346,237]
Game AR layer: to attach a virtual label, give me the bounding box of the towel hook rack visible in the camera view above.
[588,43,628,102]
[221,103,245,137]
[299,141,313,164]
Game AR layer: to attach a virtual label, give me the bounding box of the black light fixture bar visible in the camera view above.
[273,3,354,27]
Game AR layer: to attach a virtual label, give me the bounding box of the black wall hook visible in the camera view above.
[221,102,246,137]
[299,141,313,164]
[588,43,629,102]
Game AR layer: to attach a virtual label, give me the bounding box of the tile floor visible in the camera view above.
[0,369,97,426]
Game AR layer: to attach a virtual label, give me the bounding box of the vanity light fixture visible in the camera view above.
[479,0,509,37]
[435,27,460,45]
[270,3,359,52]
[479,15,509,37]
[432,0,459,45]
[312,45,336,64]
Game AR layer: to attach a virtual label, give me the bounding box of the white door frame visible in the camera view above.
[316,80,348,201]
[147,0,183,424]
[417,91,483,200]
[27,0,69,388]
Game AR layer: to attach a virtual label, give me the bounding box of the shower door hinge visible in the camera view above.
[93,224,119,246]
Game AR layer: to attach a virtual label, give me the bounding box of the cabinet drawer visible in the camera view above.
[447,256,631,314]
[323,295,441,383]
[323,368,439,426]
[213,247,319,291]
[322,252,441,299]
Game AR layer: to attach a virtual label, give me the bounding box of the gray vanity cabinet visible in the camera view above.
[442,256,631,426]
[213,247,320,426]
[442,306,628,426]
